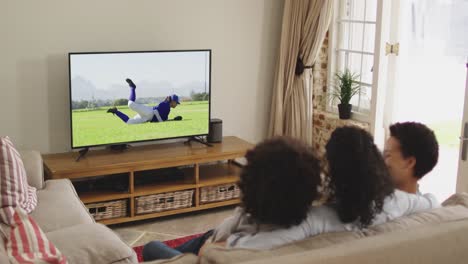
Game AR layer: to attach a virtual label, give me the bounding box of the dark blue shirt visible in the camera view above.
[151,101,170,122]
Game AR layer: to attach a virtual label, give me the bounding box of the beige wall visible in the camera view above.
[0,0,284,153]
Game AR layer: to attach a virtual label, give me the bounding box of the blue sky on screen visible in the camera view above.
[70,51,210,91]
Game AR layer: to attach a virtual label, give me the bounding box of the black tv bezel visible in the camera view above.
[68,49,212,150]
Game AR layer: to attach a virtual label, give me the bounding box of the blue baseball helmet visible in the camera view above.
[171,94,180,104]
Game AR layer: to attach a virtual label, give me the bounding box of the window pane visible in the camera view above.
[359,86,371,111]
[331,0,377,117]
[365,0,377,22]
[339,21,349,49]
[335,52,373,105]
[344,52,362,75]
[339,22,365,51]
[338,52,374,84]
[360,54,374,84]
[335,50,346,73]
[341,0,366,20]
[363,24,376,53]
[335,51,350,73]
[351,0,366,20]
[349,91,360,106]
[350,86,371,112]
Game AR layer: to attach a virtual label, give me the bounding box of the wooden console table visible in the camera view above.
[42,136,253,225]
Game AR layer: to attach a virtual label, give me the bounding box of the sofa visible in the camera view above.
[0,149,210,264]
[0,150,199,264]
[2,150,468,264]
[201,219,468,264]
[0,150,139,264]
[158,193,468,264]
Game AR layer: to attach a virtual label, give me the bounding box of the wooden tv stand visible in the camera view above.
[42,136,253,225]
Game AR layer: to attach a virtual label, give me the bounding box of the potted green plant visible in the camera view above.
[329,69,361,119]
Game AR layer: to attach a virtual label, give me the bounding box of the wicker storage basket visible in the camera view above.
[86,199,128,220]
[200,183,240,204]
[135,190,194,215]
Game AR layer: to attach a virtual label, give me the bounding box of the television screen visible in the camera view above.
[69,50,211,149]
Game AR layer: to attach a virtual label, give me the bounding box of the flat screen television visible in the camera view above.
[69,50,211,149]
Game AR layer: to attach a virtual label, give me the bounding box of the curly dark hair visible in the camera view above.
[325,126,394,227]
[239,137,321,227]
[389,122,439,179]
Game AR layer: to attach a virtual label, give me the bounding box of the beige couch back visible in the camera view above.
[242,219,468,264]
[201,231,365,264]
[201,193,468,264]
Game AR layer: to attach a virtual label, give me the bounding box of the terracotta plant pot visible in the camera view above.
[338,103,352,119]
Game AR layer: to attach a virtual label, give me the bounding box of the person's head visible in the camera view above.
[384,122,439,192]
[325,126,394,227]
[167,94,180,108]
[239,137,321,228]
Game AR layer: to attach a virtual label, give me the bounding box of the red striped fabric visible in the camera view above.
[3,208,67,264]
[0,137,37,225]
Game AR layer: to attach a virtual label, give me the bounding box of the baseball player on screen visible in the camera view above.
[107,78,182,125]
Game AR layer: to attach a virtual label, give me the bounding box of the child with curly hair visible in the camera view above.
[142,137,321,261]
[229,126,439,249]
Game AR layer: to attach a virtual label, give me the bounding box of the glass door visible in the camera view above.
[456,63,468,193]
[385,0,468,201]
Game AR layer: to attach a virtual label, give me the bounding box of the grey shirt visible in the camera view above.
[211,190,439,250]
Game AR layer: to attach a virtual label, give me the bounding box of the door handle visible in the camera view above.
[461,123,468,161]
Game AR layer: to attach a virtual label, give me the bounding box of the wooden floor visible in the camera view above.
[111,206,235,247]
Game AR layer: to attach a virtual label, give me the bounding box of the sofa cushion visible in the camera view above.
[0,224,10,264]
[0,137,37,221]
[201,193,468,264]
[364,204,468,235]
[363,192,468,235]
[442,192,468,207]
[46,223,136,264]
[0,246,8,264]
[200,231,364,264]
[240,219,468,264]
[3,207,67,264]
[30,179,94,233]
[19,150,45,190]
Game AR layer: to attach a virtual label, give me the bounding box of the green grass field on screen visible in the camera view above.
[72,101,209,147]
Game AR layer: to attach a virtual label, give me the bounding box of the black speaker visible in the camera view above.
[208,118,223,143]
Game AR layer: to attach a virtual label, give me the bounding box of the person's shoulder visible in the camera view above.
[158,101,170,108]
[388,189,416,203]
[381,190,409,210]
[393,189,438,202]
[420,192,440,207]
[305,205,340,222]
[390,189,427,200]
[390,189,440,208]
[391,189,405,199]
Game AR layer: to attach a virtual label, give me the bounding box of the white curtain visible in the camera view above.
[268,0,333,144]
